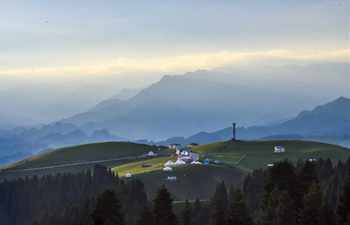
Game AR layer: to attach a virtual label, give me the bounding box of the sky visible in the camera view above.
[0,0,349,125]
[0,0,349,76]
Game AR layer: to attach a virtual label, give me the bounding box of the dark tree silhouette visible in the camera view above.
[182,200,192,225]
[92,190,125,225]
[337,169,350,225]
[210,181,228,225]
[136,206,154,225]
[227,189,253,225]
[272,191,297,225]
[153,185,177,225]
[299,183,322,225]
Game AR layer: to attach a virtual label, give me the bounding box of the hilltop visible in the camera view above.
[191,140,350,171]
[5,142,166,171]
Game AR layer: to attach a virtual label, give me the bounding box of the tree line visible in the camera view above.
[0,158,350,225]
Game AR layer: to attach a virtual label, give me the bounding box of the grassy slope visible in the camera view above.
[192,140,350,171]
[6,142,165,170]
[113,156,176,177]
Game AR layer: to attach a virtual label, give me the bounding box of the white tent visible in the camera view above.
[163,166,173,171]
[164,160,175,167]
[175,158,186,166]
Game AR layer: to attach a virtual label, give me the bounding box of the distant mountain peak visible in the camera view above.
[333,96,350,103]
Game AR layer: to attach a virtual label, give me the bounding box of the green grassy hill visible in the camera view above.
[2,139,349,200]
[6,142,166,170]
[192,140,350,171]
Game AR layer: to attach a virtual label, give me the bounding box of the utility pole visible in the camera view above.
[232,123,236,141]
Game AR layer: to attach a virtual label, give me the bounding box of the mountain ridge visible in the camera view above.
[63,68,335,139]
[157,96,350,146]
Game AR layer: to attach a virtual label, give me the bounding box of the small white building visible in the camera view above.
[147,151,157,157]
[169,144,181,150]
[163,166,173,172]
[274,146,285,153]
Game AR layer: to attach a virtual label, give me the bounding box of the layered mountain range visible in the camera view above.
[0,64,349,163]
[160,97,350,146]
[63,63,349,140]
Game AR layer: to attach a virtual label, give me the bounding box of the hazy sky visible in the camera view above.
[0,0,349,126]
[0,0,349,76]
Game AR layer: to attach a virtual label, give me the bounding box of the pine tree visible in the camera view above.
[259,162,298,225]
[299,183,322,225]
[125,179,148,225]
[337,170,350,225]
[320,203,336,225]
[182,200,192,225]
[272,191,297,225]
[192,198,203,225]
[297,160,319,207]
[257,188,281,225]
[227,189,252,225]
[92,190,125,225]
[136,206,154,225]
[264,161,299,206]
[193,198,201,218]
[153,185,177,225]
[210,181,228,225]
[79,199,94,225]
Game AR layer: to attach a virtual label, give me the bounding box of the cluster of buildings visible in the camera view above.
[163,144,201,172]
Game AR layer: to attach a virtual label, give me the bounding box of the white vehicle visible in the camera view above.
[191,161,202,165]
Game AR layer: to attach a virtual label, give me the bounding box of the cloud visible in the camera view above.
[0,48,348,76]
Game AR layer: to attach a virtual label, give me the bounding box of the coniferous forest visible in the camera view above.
[1,159,350,225]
